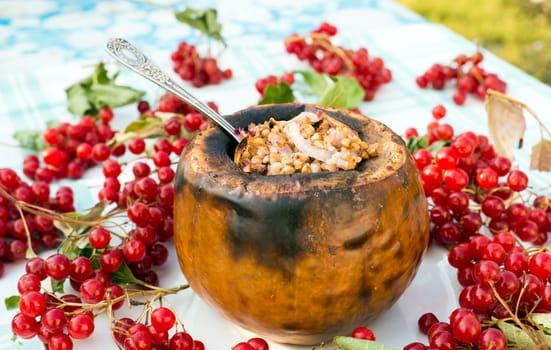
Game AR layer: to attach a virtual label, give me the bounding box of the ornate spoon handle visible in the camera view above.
[105,38,240,142]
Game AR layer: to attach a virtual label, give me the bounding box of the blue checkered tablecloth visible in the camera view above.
[0,1,550,349]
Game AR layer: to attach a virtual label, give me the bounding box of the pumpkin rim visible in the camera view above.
[178,103,410,193]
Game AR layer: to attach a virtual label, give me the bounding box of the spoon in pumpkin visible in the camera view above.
[104,38,242,143]
[104,38,364,172]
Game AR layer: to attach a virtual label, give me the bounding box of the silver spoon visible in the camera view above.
[104,38,241,143]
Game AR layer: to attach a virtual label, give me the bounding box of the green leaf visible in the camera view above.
[295,70,328,96]
[406,136,428,154]
[76,244,101,269]
[64,243,83,261]
[65,62,145,117]
[532,313,551,334]
[497,321,551,348]
[51,279,65,294]
[333,336,396,350]
[123,117,163,134]
[55,201,107,239]
[175,7,227,46]
[405,137,449,156]
[109,116,166,149]
[88,84,145,110]
[12,129,46,151]
[57,202,108,260]
[258,82,295,105]
[338,76,366,108]
[66,201,107,223]
[63,242,100,269]
[427,140,450,154]
[281,71,364,109]
[66,83,95,116]
[4,295,20,310]
[111,262,140,285]
[318,75,365,109]
[93,62,111,85]
[63,240,97,262]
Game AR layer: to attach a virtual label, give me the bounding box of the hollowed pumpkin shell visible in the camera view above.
[173,103,430,345]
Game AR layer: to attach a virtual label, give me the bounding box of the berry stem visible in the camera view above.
[14,204,37,259]
[470,65,485,85]
[0,187,121,229]
[285,33,355,71]
[46,284,189,314]
[309,33,355,71]
[488,282,545,347]
[105,289,121,349]
[135,279,180,292]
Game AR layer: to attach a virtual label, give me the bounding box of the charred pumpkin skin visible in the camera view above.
[173,103,430,345]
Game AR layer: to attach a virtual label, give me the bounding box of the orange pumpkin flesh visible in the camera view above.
[173,103,430,345]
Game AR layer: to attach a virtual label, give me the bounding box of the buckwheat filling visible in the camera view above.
[234,111,378,175]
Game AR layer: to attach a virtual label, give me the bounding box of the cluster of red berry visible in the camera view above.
[0,169,75,275]
[13,265,191,350]
[100,94,218,283]
[111,308,205,350]
[405,236,551,349]
[408,105,550,245]
[7,93,222,349]
[170,41,233,87]
[13,253,111,348]
[415,52,507,105]
[401,105,551,350]
[284,22,392,101]
[155,92,216,132]
[23,107,119,182]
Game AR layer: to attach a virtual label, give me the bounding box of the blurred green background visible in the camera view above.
[397,0,551,85]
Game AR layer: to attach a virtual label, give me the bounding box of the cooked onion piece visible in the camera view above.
[234,111,377,175]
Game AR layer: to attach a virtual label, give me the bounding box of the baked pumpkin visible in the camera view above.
[173,103,430,345]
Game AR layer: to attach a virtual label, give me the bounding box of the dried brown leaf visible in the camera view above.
[485,94,526,160]
[530,139,551,172]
